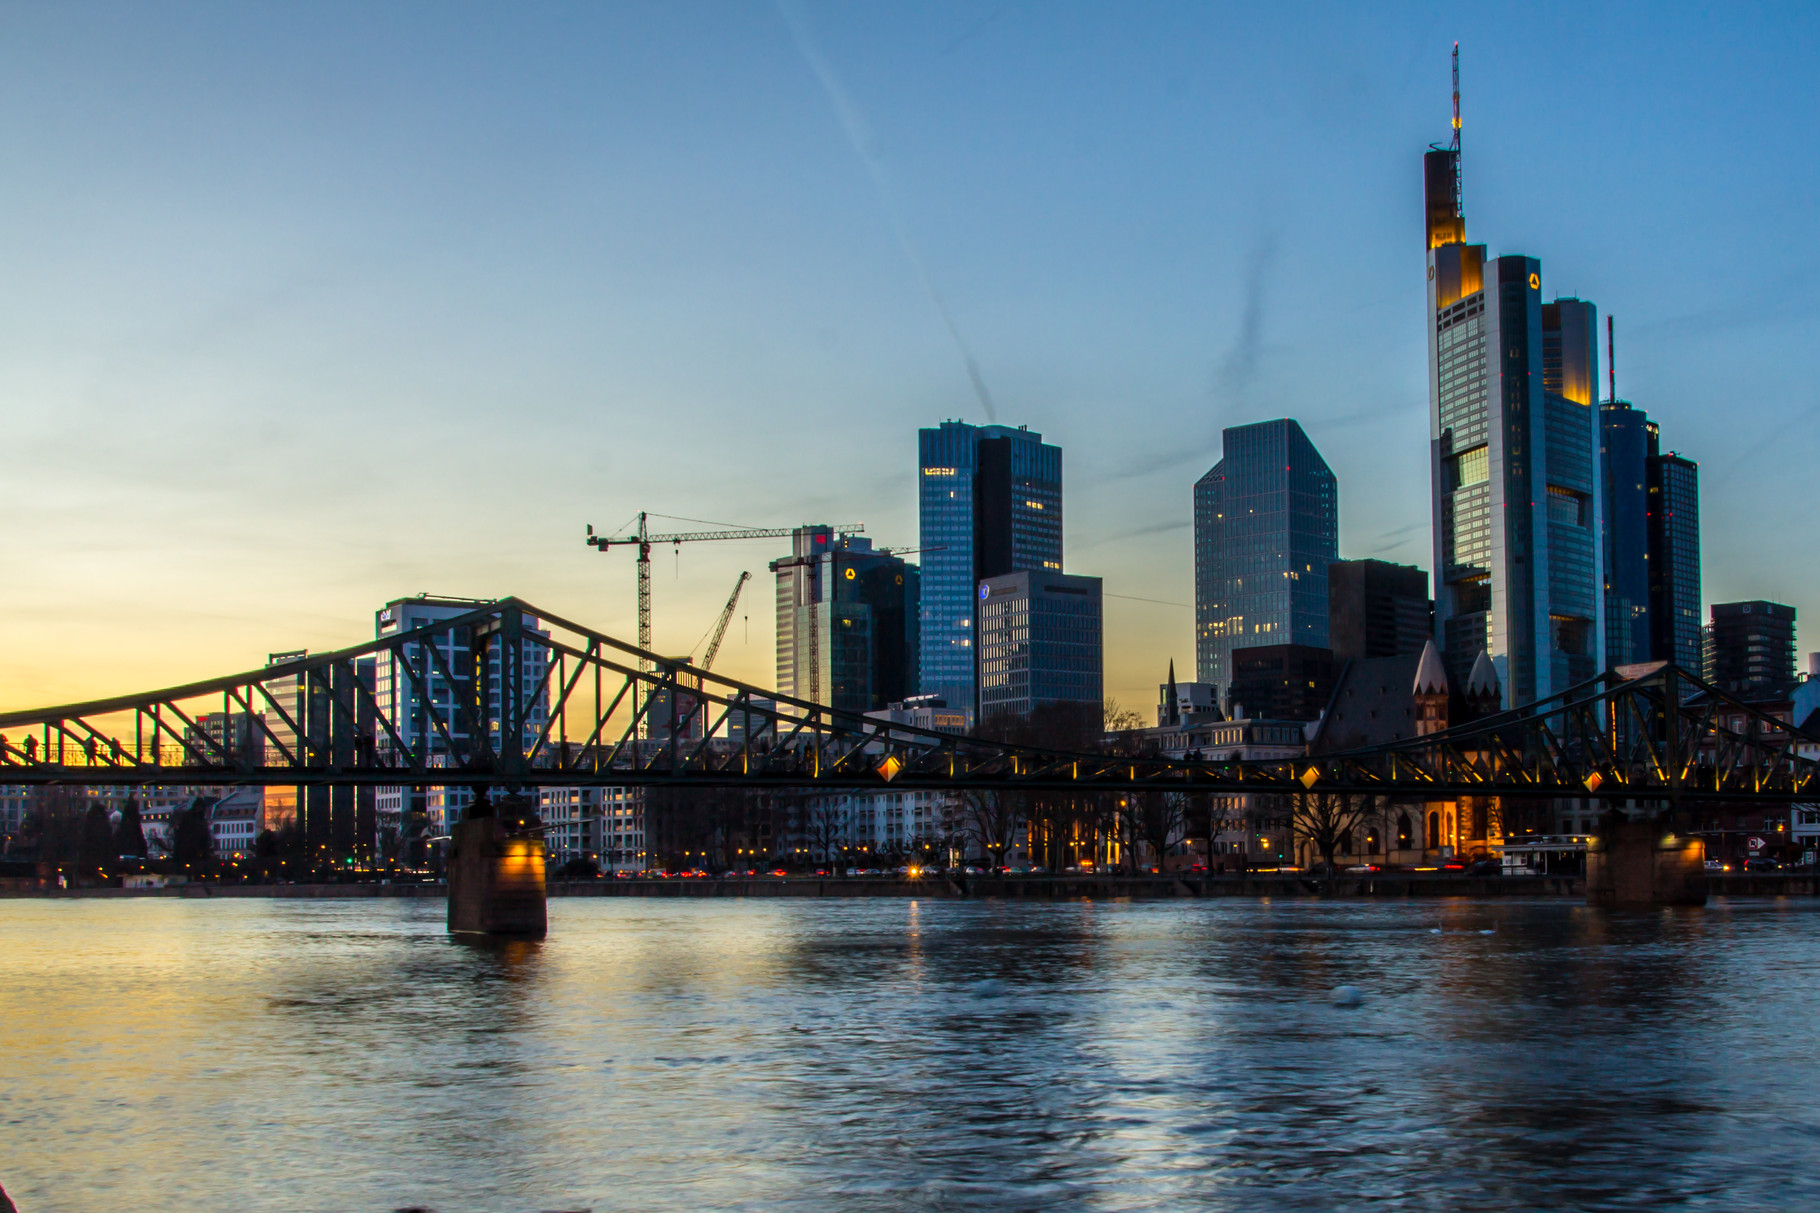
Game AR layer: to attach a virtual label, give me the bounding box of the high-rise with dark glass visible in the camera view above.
[772,527,919,715]
[1425,119,1605,706]
[1647,430,1701,671]
[1193,418,1337,692]
[1602,362,1702,672]
[1601,396,1653,667]
[1708,601,1795,696]
[918,421,1062,719]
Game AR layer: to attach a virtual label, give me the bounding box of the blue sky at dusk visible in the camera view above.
[2,1,1816,711]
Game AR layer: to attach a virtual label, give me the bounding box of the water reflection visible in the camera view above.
[2,897,1819,1210]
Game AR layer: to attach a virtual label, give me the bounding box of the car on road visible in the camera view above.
[1746,857,1782,872]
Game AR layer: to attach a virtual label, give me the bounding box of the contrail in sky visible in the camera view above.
[778,0,998,421]
[1217,233,1277,403]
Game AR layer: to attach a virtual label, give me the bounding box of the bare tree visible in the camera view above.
[1293,790,1379,875]
[962,790,1022,870]
[1102,699,1144,734]
[807,796,847,868]
[1129,788,1188,872]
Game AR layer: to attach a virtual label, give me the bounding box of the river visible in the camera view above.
[1,896,1816,1211]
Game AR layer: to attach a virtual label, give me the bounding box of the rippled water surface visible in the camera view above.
[3,895,1818,1211]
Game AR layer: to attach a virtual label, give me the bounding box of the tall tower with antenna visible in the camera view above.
[1423,44,1608,706]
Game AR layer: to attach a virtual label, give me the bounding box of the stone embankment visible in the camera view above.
[547,873,1588,899]
[16,872,1820,899]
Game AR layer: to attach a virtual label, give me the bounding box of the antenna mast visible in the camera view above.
[1608,315,1617,404]
[1451,42,1462,215]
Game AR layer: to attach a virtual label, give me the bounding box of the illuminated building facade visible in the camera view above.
[1193,418,1337,693]
[1425,139,1605,706]
[918,421,1063,720]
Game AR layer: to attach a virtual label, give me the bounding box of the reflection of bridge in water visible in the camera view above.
[3,598,1814,925]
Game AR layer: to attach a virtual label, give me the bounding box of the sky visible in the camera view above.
[2,1,1818,715]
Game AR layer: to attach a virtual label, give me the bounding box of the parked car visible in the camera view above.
[1464,858,1502,877]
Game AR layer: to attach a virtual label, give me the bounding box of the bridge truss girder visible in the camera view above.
[0,600,1816,805]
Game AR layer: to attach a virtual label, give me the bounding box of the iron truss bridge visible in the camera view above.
[0,598,1817,803]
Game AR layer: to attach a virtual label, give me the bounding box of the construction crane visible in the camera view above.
[584,512,864,671]
[696,571,750,673]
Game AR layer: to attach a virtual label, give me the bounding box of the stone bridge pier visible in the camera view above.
[448,796,547,937]
[1585,815,1707,907]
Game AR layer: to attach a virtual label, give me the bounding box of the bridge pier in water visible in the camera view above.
[1585,816,1707,907]
[448,803,548,938]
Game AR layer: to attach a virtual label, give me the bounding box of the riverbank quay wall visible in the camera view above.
[0,874,1607,899]
[15,873,1820,901]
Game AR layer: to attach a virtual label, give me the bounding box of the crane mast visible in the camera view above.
[584,512,864,670]
[699,571,751,673]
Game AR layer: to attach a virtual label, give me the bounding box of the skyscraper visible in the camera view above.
[1193,418,1338,692]
[1647,434,1702,671]
[918,421,1062,719]
[1601,397,1654,668]
[771,526,918,715]
[1601,318,1702,672]
[1425,98,1605,706]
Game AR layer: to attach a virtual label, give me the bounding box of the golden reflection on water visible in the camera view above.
[3,896,1820,1211]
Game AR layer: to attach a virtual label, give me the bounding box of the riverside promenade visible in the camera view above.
[3,873,1579,899]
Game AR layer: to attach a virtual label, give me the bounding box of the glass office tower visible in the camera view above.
[1647,441,1702,670]
[1601,399,1654,667]
[771,526,918,714]
[1425,143,1605,706]
[918,421,1062,719]
[1193,418,1338,692]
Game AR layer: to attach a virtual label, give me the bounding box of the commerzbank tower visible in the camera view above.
[1424,46,1605,708]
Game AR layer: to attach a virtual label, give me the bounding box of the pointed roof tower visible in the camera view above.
[1165,659,1180,727]
[1467,649,1501,701]
[1413,638,1449,696]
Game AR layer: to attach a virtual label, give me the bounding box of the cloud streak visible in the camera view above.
[778,0,997,421]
